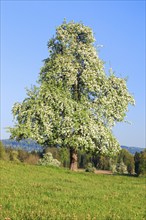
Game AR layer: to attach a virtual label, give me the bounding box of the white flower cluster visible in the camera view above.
[38,152,61,167]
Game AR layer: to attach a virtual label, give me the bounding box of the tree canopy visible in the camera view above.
[8,21,135,169]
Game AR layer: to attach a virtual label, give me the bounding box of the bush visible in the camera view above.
[38,152,61,167]
[17,149,29,162]
[25,154,40,165]
[85,162,96,173]
[117,149,134,174]
[8,149,20,163]
[110,164,117,173]
[116,160,127,174]
[44,147,60,160]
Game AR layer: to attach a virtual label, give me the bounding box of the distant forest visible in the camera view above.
[1,139,144,155]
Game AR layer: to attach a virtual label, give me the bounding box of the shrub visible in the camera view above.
[44,147,60,160]
[7,149,20,163]
[85,162,96,173]
[38,152,61,167]
[116,160,127,174]
[117,149,134,174]
[17,149,29,162]
[25,154,40,165]
[110,164,117,173]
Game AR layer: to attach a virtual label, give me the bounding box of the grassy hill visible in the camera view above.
[0,161,145,220]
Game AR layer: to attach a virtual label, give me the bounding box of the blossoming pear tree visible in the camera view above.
[9,21,135,170]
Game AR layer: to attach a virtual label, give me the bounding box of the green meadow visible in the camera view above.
[0,161,145,220]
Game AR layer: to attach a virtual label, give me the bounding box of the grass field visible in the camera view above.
[0,161,145,220]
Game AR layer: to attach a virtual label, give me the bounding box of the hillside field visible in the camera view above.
[0,161,145,220]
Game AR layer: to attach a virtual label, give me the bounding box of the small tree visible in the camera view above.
[8,21,135,170]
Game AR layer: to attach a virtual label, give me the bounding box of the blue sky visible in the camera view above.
[1,0,145,148]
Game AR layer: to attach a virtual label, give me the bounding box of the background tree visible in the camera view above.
[0,141,6,160]
[95,154,111,170]
[117,149,134,174]
[134,150,146,176]
[8,21,135,170]
[78,150,92,169]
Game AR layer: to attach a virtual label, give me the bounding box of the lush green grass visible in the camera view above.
[0,161,145,220]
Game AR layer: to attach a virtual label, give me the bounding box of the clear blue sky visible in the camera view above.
[1,0,145,148]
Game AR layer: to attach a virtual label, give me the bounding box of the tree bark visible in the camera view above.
[70,148,78,171]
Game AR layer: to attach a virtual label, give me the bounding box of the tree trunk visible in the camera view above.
[70,148,78,171]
